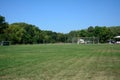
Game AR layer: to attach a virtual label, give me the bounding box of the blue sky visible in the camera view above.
[0,0,120,33]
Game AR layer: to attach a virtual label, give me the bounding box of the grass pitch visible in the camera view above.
[0,44,120,80]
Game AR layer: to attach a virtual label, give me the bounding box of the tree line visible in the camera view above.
[68,26,120,43]
[0,15,120,44]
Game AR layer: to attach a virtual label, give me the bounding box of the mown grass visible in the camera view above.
[0,44,120,80]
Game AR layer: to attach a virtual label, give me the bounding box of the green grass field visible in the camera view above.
[0,44,120,80]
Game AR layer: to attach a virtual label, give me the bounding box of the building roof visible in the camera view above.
[114,36,120,38]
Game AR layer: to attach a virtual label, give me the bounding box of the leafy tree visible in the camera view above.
[99,27,112,43]
[0,15,8,41]
[1,15,120,44]
[7,23,42,44]
[57,33,65,42]
[6,24,25,44]
[109,26,120,36]
[0,15,8,34]
[79,30,88,37]
[87,26,94,37]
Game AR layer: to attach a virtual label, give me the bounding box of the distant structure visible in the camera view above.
[114,36,120,44]
[77,39,85,44]
[0,41,10,46]
[72,37,99,44]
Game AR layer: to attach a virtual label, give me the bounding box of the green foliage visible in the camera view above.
[0,15,8,34]
[4,22,66,44]
[109,26,120,36]
[0,15,8,41]
[6,23,42,44]
[69,26,120,43]
[0,15,120,44]
[87,26,94,37]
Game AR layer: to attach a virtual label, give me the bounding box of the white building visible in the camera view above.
[114,36,120,44]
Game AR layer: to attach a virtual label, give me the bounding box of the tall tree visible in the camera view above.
[0,15,8,41]
[7,23,42,44]
[0,15,8,34]
[6,24,25,44]
[87,26,94,37]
